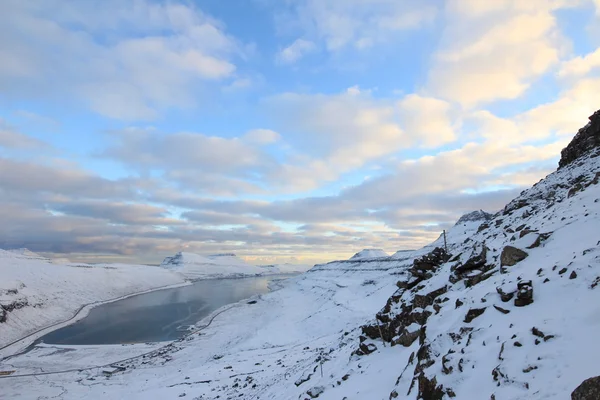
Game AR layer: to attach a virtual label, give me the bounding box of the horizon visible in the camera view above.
[1,0,599,265]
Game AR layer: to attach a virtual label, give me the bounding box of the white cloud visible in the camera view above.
[243,129,281,145]
[0,0,239,120]
[276,39,316,64]
[262,88,459,192]
[558,46,600,77]
[278,0,437,52]
[427,0,572,107]
[0,119,49,150]
[396,95,457,147]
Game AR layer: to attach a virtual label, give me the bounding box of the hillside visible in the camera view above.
[0,252,185,354]
[1,109,599,399]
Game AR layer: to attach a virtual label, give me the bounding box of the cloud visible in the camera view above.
[427,0,571,107]
[243,129,281,145]
[0,119,50,150]
[276,39,316,64]
[103,127,272,173]
[277,0,437,51]
[0,0,240,120]
[558,46,600,78]
[0,157,134,200]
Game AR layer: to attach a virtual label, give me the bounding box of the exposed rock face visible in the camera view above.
[0,307,6,323]
[455,210,493,225]
[559,109,600,168]
[572,376,600,400]
[500,246,528,267]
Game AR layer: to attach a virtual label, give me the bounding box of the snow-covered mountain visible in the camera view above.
[350,248,390,260]
[2,109,599,399]
[160,251,310,279]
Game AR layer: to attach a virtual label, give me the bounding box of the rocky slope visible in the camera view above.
[355,109,600,399]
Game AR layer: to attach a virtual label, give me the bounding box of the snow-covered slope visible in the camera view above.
[350,248,389,260]
[2,110,599,399]
[160,251,310,279]
[0,253,185,352]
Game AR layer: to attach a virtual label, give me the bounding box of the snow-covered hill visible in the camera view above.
[2,109,599,399]
[350,248,389,260]
[160,251,310,279]
[0,252,186,353]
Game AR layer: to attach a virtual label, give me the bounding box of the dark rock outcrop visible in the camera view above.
[514,281,534,307]
[572,376,600,400]
[500,246,528,267]
[464,307,486,323]
[455,210,493,225]
[559,109,600,168]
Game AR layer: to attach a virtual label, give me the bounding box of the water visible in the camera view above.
[39,275,292,345]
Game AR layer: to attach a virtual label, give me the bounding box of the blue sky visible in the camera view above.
[0,0,599,264]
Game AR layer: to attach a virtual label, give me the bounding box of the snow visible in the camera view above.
[160,251,311,279]
[0,253,187,354]
[0,147,599,399]
[349,248,389,260]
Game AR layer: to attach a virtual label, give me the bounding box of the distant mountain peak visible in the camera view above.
[455,210,493,225]
[350,249,389,260]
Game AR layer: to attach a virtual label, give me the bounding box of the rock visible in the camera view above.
[559,268,568,275]
[572,376,600,400]
[464,308,486,323]
[417,374,446,400]
[394,327,421,347]
[455,245,488,273]
[357,342,377,355]
[493,305,510,314]
[411,247,451,278]
[532,327,545,338]
[389,390,399,399]
[455,299,464,309]
[496,287,515,302]
[0,307,5,323]
[515,281,534,307]
[559,109,600,168]
[570,271,578,279]
[501,246,529,267]
[307,386,325,398]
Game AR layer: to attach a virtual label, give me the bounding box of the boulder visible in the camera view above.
[307,386,325,398]
[501,246,528,267]
[514,281,534,307]
[464,308,486,323]
[572,376,600,400]
[497,286,515,302]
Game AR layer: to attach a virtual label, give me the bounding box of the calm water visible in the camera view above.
[40,275,292,345]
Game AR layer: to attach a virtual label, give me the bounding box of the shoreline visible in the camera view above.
[0,281,191,360]
[0,272,300,361]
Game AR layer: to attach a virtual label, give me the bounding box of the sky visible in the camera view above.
[0,0,599,265]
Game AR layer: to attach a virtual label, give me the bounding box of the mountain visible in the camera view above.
[350,249,390,260]
[160,251,310,279]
